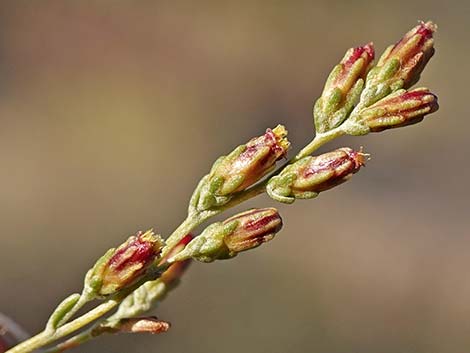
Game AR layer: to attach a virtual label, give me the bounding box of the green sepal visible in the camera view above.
[83,248,115,298]
[169,221,238,263]
[341,120,370,136]
[294,191,319,199]
[45,293,81,331]
[377,58,400,82]
[266,174,297,204]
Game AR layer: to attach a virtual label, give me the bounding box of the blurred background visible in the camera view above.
[0,1,469,352]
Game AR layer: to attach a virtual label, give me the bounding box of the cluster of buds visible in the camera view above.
[169,208,282,263]
[85,230,164,297]
[353,87,439,132]
[361,21,436,106]
[267,148,367,203]
[193,125,290,211]
[314,43,375,133]
[7,21,442,353]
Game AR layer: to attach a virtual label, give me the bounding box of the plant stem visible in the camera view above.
[293,128,345,162]
[161,215,204,257]
[43,330,93,353]
[6,301,119,353]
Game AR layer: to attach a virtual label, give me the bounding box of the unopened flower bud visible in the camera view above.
[211,125,289,195]
[314,43,375,132]
[267,148,367,204]
[169,208,282,263]
[366,21,436,96]
[355,87,438,132]
[109,235,192,321]
[85,230,164,297]
[222,208,282,253]
[115,317,170,334]
[195,126,290,210]
[95,317,170,335]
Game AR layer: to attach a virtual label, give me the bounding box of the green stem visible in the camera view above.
[161,215,204,258]
[293,128,345,162]
[6,301,119,353]
[43,329,93,353]
[214,181,267,213]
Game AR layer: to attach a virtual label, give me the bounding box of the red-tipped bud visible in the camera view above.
[113,317,170,334]
[93,317,170,336]
[196,126,290,210]
[369,21,436,91]
[212,125,290,195]
[169,208,283,263]
[357,87,438,132]
[315,44,375,132]
[222,208,283,253]
[117,317,170,334]
[87,230,164,297]
[327,43,375,97]
[267,148,367,203]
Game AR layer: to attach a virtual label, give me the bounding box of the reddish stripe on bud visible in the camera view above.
[110,232,159,271]
[377,21,436,88]
[315,43,375,132]
[343,43,375,72]
[98,230,164,296]
[344,44,375,68]
[223,208,283,253]
[361,87,438,132]
[115,317,170,334]
[93,317,170,336]
[267,148,367,203]
[295,148,366,193]
[390,21,435,62]
[328,43,375,97]
[212,125,290,195]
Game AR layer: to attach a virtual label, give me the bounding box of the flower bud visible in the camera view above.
[109,235,192,321]
[222,208,282,253]
[367,21,436,93]
[314,43,375,132]
[86,230,164,297]
[95,317,170,335]
[211,125,289,195]
[194,125,290,210]
[169,208,282,263]
[267,148,367,204]
[115,317,170,334]
[356,87,438,132]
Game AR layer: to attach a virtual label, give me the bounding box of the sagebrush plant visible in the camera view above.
[5,21,439,353]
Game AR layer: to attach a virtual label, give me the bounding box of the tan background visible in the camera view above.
[0,1,469,352]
